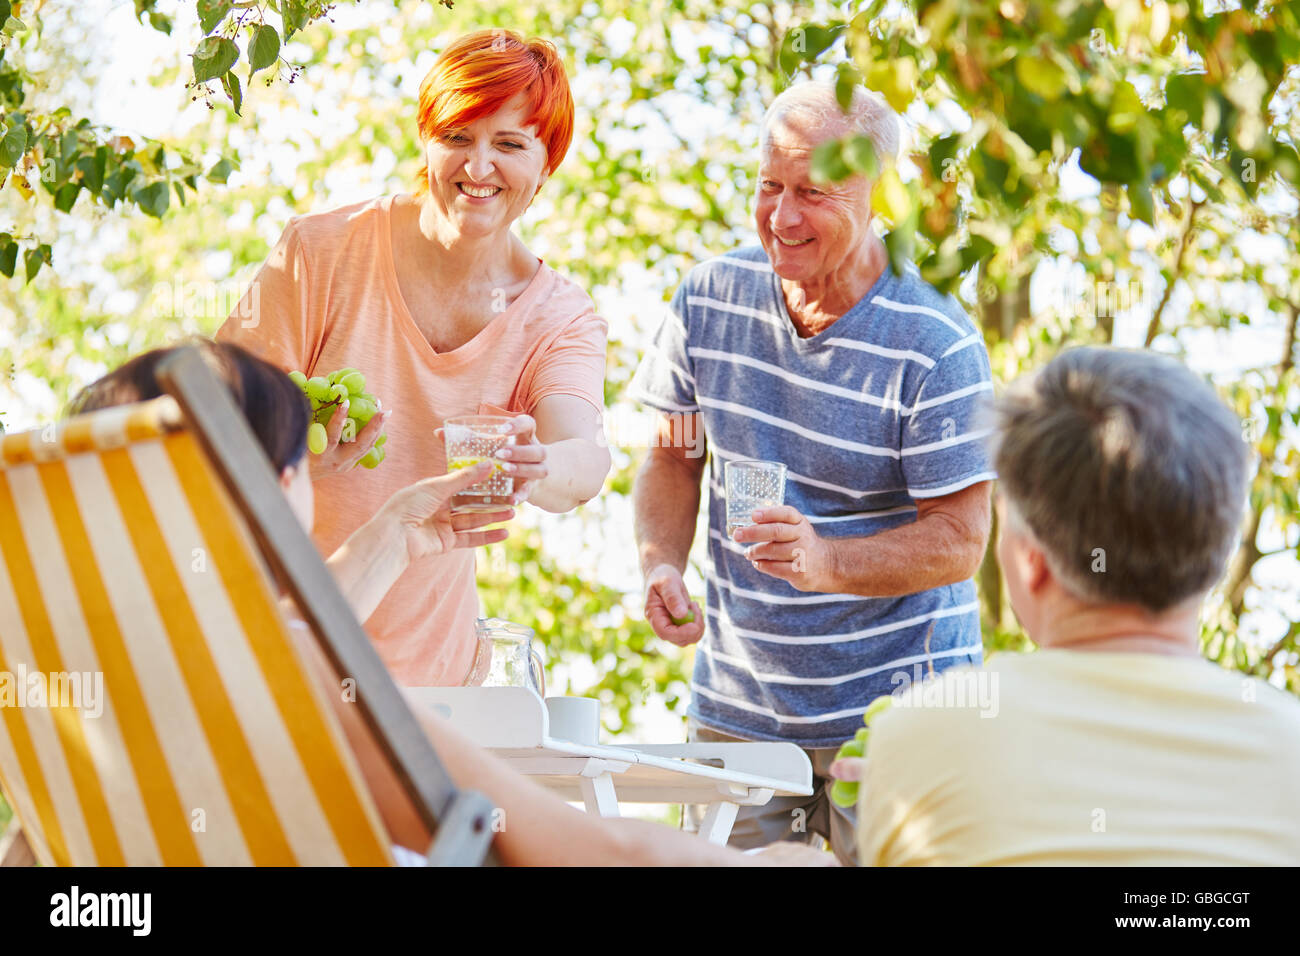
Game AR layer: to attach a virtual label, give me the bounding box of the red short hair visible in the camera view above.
[414,30,574,193]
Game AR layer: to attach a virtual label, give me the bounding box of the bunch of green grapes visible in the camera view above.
[829,695,895,809]
[287,367,387,469]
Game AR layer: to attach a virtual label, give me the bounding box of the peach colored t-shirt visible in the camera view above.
[217,195,607,686]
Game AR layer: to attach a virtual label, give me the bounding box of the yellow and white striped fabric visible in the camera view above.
[0,397,394,865]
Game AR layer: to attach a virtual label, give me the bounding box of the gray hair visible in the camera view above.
[985,346,1249,613]
[760,81,899,164]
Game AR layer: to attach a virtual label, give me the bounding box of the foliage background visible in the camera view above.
[0,0,1297,836]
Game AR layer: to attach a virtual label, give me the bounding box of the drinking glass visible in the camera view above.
[444,415,515,512]
[725,459,787,537]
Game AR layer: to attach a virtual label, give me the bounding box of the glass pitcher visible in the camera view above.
[467,618,545,696]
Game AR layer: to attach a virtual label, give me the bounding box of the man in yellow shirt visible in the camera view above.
[841,346,1300,866]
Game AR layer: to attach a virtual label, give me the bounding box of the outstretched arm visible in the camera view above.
[291,625,832,865]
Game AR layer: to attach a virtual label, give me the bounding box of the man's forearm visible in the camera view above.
[633,449,703,577]
[826,513,985,597]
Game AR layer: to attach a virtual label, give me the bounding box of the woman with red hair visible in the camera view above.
[218,30,610,688]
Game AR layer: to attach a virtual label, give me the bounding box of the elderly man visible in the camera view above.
[843,347,1300,865]
[629,82,994,863]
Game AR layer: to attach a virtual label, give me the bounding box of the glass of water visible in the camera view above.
[444,415,515,513]
[725,459,787,537]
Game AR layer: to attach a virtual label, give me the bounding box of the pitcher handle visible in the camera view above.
[528,647,546,698]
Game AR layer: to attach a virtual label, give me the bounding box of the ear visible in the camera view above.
[999,510,1051,597]
[1017,537,1052,595]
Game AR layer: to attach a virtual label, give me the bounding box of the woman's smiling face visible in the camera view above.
[423,93,551,239]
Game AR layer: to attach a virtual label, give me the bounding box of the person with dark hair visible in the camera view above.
[835,346,1300,866]
[72,341,833,866]
[71,340,513,624]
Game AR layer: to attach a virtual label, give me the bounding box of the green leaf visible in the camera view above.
[193,36,239,84]
[1164,72,1205,126]
[810,139,851,183]
[23,243,49,283]
[133,179,170,218]
[221,70,243,114]
[76,147,108,195]
[248,24,281,74]
[0,3,10,25]
[0,122,26,168]
[0,240,16,279]
[834,63,861,111]
[1015,54,1067,101]
[842,134,879,178]
[53,182,80,213]
[884,227,914,275]
[282,0,308,39]
[207,157,234,183]
[197,0,232,35]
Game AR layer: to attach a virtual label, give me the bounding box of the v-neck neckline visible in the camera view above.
[769,262,895,351]
[378,194,550,369]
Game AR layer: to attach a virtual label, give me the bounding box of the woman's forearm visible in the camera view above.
[325,511,410,623]
[528,436,610,513]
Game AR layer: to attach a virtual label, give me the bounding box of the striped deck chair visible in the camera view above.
[0,347,495,866]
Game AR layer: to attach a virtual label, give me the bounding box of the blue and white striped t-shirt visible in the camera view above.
[630,246,996,748]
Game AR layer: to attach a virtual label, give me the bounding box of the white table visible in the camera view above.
[406,687,813,844]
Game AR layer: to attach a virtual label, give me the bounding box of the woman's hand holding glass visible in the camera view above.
[494,414,548,505]
[435,413,549,507]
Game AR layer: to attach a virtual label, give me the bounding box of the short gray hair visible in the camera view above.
[986,347,1249,613]
[761,81,899,165]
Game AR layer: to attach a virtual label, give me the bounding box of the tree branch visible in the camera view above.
[1280,299,1297,375]
[1143,197,1204,347]
[1256,620,1300,676]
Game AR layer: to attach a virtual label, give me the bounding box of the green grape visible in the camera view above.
[829,736,865,809]
[855,727,869,748]
[863,695,894,726]
[348,397,377,424]
[290,366,386,470]
[670,609,696,626]
[836,738,864,760]
[830,779,859,809]
[305,377,332,401]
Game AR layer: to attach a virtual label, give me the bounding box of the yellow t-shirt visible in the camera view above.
[859,649,1300,865]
